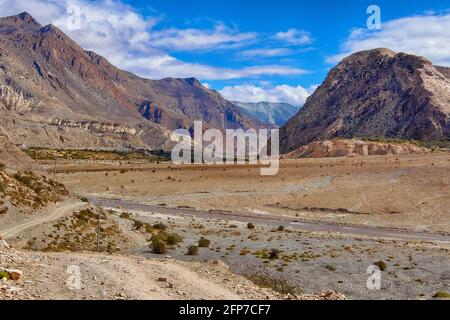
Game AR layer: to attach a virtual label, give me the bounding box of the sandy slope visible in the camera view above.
[0,246,283,300]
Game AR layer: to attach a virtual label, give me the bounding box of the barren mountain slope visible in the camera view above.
[280,48,450,153]
[0,12,256,151]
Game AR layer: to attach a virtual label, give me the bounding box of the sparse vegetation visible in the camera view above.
[153,222,167,231]
[374,261,387,271]
[269,248,282,260]
[150,239,167,254]
[0,271,10,280]
[247,223,255,229]
[198,237,211,248]
[433,291,450,299]
[246,274,302,296]
[186,245,199,256]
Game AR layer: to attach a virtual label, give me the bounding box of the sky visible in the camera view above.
[0,0,449,106]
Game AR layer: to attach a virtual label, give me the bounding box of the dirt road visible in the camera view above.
[91,197,450,243]
[0,201,85,239]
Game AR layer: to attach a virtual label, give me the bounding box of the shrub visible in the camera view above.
[120,212,131,219]
[246,274,301,295]
[277,225,285,232]
[433,292,450,299]
[325,264,336,272]
[0,207,9,215]
[198,237,211,248]
[247,223,255,229]
[374,261,387,271]
[80,197,89,203]
[269,248,281,260]
[153,222,167,231]
[186,245,199,256]
[0,163,5,171]
[0,271,10,280]
[133,220,144,230]
[165,233,183,246]
[0,181,6,193]
[151,239,167,254]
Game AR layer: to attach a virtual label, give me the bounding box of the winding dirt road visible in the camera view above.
[0,201,85,239]
[91,197,450,243]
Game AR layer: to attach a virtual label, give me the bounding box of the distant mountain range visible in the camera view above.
[281,48,450,153]
[232,101,299,127]
[0,12,258,151]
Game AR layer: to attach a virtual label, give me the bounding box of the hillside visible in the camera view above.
[0,12,256,151]
[280,48,450,153]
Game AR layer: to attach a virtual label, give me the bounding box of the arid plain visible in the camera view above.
[56,153,450,234]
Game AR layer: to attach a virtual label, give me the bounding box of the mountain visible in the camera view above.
[232,101,298,126]
[280,48,450,153]
[0,12,256,151]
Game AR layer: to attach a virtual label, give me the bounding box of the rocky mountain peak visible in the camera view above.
[280,48,450,153]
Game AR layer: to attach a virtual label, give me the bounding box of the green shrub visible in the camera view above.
[269,248,281,260]
[198,237,211,248]
[374,261,387,271]
[186,245,199,256]
[120,212,131,219]
[153,222,167,231]
[433,292,450,299]
[165,233,183,246]
[133,220,144,230]
[325,264,336,272]
[0,271,10,280]
[246,274,301,295]
[151,239,167,254]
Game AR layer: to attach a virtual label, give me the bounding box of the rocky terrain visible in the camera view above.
[0,12,257,151]
[284,139,430,158]
[233,101,298,126]
[280,48,450,153]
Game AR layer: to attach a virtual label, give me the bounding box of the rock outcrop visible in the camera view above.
[284,139,429,159]
[280,48,450,153]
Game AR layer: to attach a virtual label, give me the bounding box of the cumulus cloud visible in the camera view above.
[0,0,308,80]
[275,28,313,46]
[327,13,450,66]
[219,84,317,106]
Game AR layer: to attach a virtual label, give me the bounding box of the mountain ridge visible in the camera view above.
[280,48,450,153]
[0,12,257,151]
[232,101,298,126]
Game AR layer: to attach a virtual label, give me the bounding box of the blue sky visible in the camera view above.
[1,0,449,105]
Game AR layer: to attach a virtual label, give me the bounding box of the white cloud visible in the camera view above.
[0,0,308,80]
[327,13,450,66]
[150,24,256,51]
[238,48,294,58]
[219,84,316,106]
[275,28,312,46]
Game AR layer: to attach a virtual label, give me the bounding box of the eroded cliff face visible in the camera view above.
[283,139,429,159]
[280,48,450,153]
